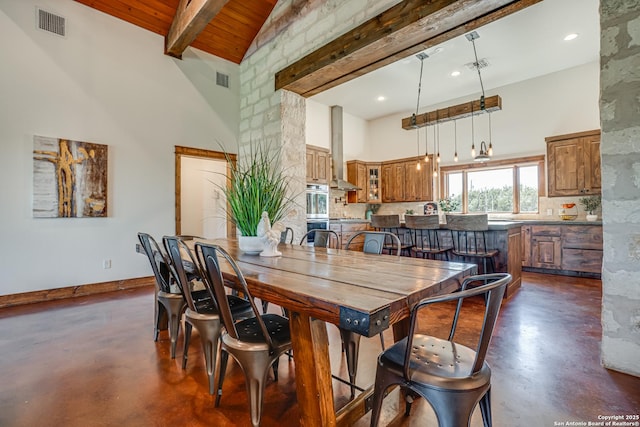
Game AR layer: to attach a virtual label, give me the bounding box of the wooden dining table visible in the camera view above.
[190,238,477,427]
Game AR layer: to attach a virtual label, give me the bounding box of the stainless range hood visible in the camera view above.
[330,105,360,191]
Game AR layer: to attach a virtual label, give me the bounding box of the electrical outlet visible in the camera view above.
[547,209,553,216]
[135,243,143,254]
[103,259,112,269]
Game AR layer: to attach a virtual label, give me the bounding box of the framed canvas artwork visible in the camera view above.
[33,136,108,218]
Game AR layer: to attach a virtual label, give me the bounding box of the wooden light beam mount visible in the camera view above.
[401,95,502,130]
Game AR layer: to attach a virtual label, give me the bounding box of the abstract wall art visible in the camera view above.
[33,136,108,218]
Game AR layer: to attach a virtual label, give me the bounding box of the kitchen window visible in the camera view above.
[440,155,545,214]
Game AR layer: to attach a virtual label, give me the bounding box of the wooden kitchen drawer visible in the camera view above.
[562,226,603,250]
[562,248,603,273]
[531,225,562,236]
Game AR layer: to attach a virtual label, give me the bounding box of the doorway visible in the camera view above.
[174,146,236,238]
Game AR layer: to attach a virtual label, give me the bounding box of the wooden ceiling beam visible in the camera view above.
[402,95,502,129]
[275,0,541,97]
[165,0,230,59]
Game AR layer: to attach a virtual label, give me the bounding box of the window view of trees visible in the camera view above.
[441,158,541,214]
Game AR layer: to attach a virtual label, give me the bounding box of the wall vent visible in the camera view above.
[216,72,229,88]
[37,8,66,37]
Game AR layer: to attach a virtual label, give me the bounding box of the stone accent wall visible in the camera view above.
[600,1,640,377]
[238,0,398,240]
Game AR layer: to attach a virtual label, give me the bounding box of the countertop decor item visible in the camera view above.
[579,195,601,221]
[438,196,460,213]
[558,203,578,220]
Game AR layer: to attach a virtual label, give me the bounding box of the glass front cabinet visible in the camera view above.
[347,161,381,203]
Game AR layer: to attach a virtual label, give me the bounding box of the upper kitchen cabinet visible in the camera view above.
[546,129,601,197]
[347,161,381,203]
[306,145,331,184]
[381,156,432,203]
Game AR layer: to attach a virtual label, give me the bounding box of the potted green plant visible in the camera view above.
[438,196,460,213]
[579,195,601,221]
[222,142,297,253]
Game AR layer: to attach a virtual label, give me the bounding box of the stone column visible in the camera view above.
[600,1,640,377]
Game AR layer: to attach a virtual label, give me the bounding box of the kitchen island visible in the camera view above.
[329,218,522,298]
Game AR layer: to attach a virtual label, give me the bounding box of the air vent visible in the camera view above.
[465,58,490,70]
[37,8,66,37]
[216,72,229,88]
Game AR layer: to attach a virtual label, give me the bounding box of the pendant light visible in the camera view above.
[436,110,441,164]
[424,123,429,162]
[467,31,494,161]
[453,119,459,162]
[412,53,428,171]
[432,124,437,178]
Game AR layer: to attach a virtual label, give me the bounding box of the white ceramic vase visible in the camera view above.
[586,214,598,222]
[238,235,264,255]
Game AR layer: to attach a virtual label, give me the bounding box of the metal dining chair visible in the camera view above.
[163,236,253,394]
[299,229,341,248]
[195,242,292,427]
[340,230,400,398]
[137,232,186,359]
[370,273,511,427]
[280,227,294,244]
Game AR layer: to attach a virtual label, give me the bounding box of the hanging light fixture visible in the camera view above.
[466,31,494,161]
[424,124,429,162]
[411,52,428,169]
[436,110,441,164]
[432,124,437,178]
[453,119,459,162]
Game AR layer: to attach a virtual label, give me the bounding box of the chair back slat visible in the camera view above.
[403,273,511,380]
[163,236,206,313]
[445,214,489,231]
[405,214,439,229]
[138,232,172,293]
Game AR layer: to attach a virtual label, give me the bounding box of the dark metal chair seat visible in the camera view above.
[234,313,291,344]
[370,273,512,427]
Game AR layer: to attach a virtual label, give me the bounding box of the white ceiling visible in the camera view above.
[311,0,600,121]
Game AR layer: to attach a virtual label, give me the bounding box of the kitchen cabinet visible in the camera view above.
[346,161,381,203]
[381,162,405,203]
[546,129,601,197]
[329,221,371,250]
[381,156,432,203]
[521,222,602,276]
[306,145,331,184]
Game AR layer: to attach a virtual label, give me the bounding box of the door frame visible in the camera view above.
[174,146,236,237]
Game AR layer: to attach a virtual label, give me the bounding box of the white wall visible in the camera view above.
[0,0,240,295]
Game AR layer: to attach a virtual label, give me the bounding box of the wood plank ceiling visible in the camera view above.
[74,0,277,64]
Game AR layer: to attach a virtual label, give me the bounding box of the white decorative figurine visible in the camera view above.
[257,211,285,257]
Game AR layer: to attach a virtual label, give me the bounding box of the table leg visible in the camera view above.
[289,311,336,427]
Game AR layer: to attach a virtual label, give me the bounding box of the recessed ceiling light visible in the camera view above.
[451,70,461,77]
[564,33,578,41]
[433,47,444,54]
[377,96,386,101]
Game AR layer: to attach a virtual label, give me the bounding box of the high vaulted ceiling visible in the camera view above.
[74,0,277,64]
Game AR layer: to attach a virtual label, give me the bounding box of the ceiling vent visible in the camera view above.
[36,8,66,37]
[465,58,490,70]
[216,72,229,88]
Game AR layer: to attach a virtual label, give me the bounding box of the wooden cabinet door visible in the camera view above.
[393,162,405,201]
[521,225,532,267]
[583,134,601,194]
[316,150,330,184]
[306,150,316,182]
[306,146,330,184]
[547,138,582,197]
[546,130,601,197]
[419,158,433,201]
[381,164,393,203]
[404,161,421,201]
[531,235,562,269]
